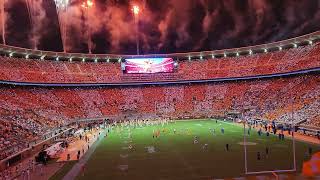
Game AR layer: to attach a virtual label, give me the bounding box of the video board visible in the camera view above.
[123,58,174,74]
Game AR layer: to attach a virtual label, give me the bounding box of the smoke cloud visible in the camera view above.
[3,0,320,54]
[26,0,47,50]
[0,0,12,44]
[64,4,86,52]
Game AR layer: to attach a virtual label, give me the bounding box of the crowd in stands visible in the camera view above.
[0,72,319,160]
[0,42,319,161]
[0,43,319,84]
[0,121,100,179]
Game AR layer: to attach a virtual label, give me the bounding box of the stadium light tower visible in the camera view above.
[81,0,93,54]
[132,5,140,55]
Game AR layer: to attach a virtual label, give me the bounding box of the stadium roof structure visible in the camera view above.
[1,31,320,63]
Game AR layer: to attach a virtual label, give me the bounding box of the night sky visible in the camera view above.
[4,0,320,54]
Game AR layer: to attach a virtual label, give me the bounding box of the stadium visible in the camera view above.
[0,0,320,180]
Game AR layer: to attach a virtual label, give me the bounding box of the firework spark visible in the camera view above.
[54,0,70,52]
[82,0,93,53]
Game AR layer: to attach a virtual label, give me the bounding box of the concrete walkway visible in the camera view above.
[62,129,106,180]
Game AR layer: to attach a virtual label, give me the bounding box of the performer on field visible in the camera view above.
[221,128,225,134]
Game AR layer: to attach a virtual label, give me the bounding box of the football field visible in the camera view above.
[76,120,320,179]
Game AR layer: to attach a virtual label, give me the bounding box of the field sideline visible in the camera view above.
[75,119,320,180]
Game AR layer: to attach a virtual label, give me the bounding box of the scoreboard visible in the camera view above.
[122,58,175,74]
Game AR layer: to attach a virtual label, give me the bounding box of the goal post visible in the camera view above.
[242,112,297,176]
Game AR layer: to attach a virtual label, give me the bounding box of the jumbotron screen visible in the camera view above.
[123,58,174,74]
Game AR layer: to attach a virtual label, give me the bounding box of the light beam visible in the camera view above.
[54,0,70,52]
[82,0,93,53]
[0,0,6,45]
[132,5,140,55]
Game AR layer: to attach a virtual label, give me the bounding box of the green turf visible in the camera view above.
[76,119,320,179]
[50,161,77,180]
